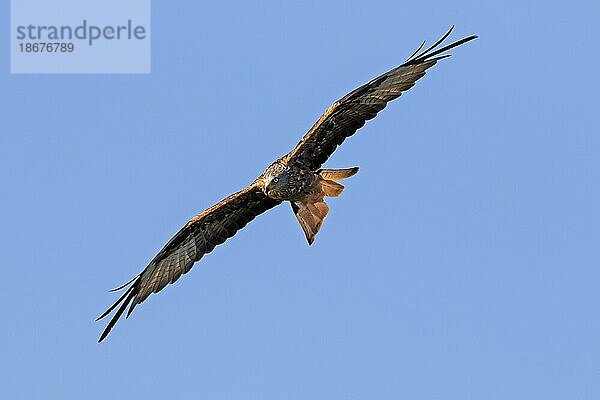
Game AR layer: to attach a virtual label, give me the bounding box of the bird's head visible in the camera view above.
[262,162,290,200]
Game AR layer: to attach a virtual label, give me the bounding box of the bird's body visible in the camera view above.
[97,27,477,342]
[262,160,359,243]
[262,161,317,202]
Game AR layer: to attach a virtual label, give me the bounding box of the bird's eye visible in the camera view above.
[273,177,279,183]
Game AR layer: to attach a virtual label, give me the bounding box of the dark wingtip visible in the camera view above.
[98,331,109,343]
[96,281,138,343]
[405,28,478,66]
[96,284,135,322]
[125,301,138,319]
[424,34,478,61]
[108,275,139,292]
[405,40,426,63]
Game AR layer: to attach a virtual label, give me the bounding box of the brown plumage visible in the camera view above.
[96,185,279,342]
[291,167,359,244]
[97,27,477,342]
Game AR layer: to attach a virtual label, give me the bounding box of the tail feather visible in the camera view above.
[320,179,344,197]
[318,167,359,181]
[306,202,325,220]
[313,201,329,218]
[292,201,328,245]
[292,167,358,245]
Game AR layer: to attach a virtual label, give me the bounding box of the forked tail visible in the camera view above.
[292,167,359,245]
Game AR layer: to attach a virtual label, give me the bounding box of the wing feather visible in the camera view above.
[97,181,280,342]
[283,27,477,171]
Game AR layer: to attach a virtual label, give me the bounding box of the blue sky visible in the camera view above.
[1,1,599,399]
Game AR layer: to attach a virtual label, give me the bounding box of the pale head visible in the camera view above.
[262,161,292,200]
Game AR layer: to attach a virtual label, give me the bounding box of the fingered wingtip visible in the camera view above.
[96,282,138,343]
[98,332,108,343]
[405,27,478,65]
[96,308,112,322]
[108,275,139,292]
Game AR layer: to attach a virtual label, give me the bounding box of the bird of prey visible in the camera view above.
[97,27,477,342]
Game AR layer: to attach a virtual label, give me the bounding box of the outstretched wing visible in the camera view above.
[97,181,280,342]
[283,27,477,171]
